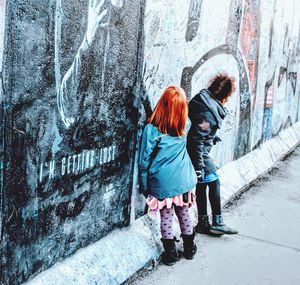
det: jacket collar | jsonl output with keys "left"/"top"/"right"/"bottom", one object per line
{"left": 199, "top": 89, "right": 227, "bottom": 127}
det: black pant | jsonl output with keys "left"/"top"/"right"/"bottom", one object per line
{"left": 196, "top": 179, "right": 221, "bottom": 215}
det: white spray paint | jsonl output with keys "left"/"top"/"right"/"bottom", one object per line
{"left": 55, "top": 0, "right": 110, "bottom": 129}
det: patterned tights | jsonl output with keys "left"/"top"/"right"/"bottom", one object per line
{"left": 160, "top": 205, "right": 193, "bottom": 239}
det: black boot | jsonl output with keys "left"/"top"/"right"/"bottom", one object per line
{"left": 195, "top": 215, "right": 211, "bottom": 234}
{"left": 210, "top": 215, "right": 238, "bottom": 235}
{"left": 161, "top": 237, "right": 182, "bottom": 266}
{"left": 181, "top": 232, "right": 197, "bottom": 260}
{"left": 195, "top": 215, "right": 223, "bottom": 236}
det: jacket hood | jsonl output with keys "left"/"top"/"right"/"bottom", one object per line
{"left": 190, "top": 89, "right": 227, "bottom": 127}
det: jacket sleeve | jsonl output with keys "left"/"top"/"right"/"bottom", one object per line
{"left": 189, "top": 116, "right": 211, "bottom": 176}
{"left": 139, "top": 124, "right": 156, "bottom": 194}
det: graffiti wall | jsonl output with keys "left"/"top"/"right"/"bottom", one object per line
{"left": 1, "top": 0, "right": 300, "bottom": 284}
{"left": 143, "top": 0, "right": 300, "bottom": 157}
{"left": 0, "top": 0, "right": 6, "bottom": 250}
{"left": 143, "top": 0, "right": 252, "bottom": 166}
{"left": 1, "top": 0, "right": 143, "bottom": 283}
{"left": 0, "top": 0, "right": 5, "bottom": 70}
{"left": 250, "top": 0, "right": 300, "bottom": 148}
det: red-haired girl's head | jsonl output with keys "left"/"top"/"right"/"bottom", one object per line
{"left": 148, "top": 86, "right": 188, "bottom": 136}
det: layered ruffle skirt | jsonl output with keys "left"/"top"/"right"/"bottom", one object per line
{"left": 146, "top": 189, "right": 196, "bottom": 211}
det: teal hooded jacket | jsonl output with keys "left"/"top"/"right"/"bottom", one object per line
{"left": 139, "top": 120, "right": 197, "bottom": 199}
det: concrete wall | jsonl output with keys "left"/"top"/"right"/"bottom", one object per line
{"left": 1, "top": 0, "right": 144, "bottom": 284}
{"left": 143, "top": 0, "right": 300, "bottom": 164}
{"left": 0, "top": 0, "right": 7, "bottom": 273}
{"left": 0, "top": 0, "right": 300, "bottom": 284}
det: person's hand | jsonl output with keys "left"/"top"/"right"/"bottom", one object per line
{"left": 141, "top": 189, "right": 150, "bottom": 198}
{"left": 213, "top": 135, "right": 222, "bottom": 145}
{"left": 199, "top": 120, "right": 210, "bottom": 131}
{"left": 195, "top": 169, "right": 205, "bottom": 183}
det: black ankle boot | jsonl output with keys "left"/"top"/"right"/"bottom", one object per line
{"left": 210, "top": 215, "right": 238, "bottom": 235}
{"left": 195, "top": 215, "right": 211, "bottom": 234}
{"left": 195, "top": 215, "right": 223, "bottom": 236}
{"left": 181, "top": 232, "right": 197, "bottom": 260}
{"left": 161, "top": 237, "right": 182, "bottom": 266}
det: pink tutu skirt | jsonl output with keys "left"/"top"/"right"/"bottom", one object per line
{"left": 146, "top": 189, "right": 196, "bottom": 211}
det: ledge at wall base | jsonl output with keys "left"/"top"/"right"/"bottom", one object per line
{"left": 219, "top": 122, "right": 300, "bottom": 206}
{"left": 23, "top": 122, "right": 300, "bottom": 285}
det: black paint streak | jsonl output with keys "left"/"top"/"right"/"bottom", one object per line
{"left": 185, "top": 0, "right": 203, "bottom": 42}
{"left": 283, "top": 25, "right": 289, "bottom": 55}
{"left": 288, "top": 72, "right": 297, "bottom": 95}
{"left": 269, "top": 18, "right": 274, "bottom": 58}
{"left": 226, "top": 0, "right": 243, "bottom": 49}
{"left": 278, "top": 66, "right": 287, "bottom": 86}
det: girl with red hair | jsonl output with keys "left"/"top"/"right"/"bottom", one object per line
{"left": 139, "top": 86, "right": 197, "bottom": 265}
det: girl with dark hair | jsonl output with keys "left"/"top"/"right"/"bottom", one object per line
{"left": 187, "top": 73, "right": 238, "bottom": 236}
{"left": 139, "top": 86, "right": 197, "bottom": 265}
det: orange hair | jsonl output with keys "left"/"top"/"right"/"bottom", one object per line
{"left": 148, "top": 86, "right": 188, "bottom": 136}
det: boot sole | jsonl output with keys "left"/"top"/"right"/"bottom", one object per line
{"left": 162, "top": 257, "right": 181, "bottom": 266}
{"left": 195, "top": 229, "right": 223, "bottom": 237}
{"left": 210, "top": 229, "right": 238, "bottom": 235}
{"left": 163, "top": 260, "right": 177, "bottom": 266}
{"left": 183, "top": 246, "right": 197, "bottom": 260}
{"left": 161, "top": 251, "right": 183, "bottom": 266}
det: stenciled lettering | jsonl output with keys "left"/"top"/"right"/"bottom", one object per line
{"left": 38, "top": 145, "right": 118, "bottom": 183}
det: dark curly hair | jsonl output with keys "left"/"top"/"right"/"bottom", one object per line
{"left": 207, "top": 73, "right": 236, "bottom": 103}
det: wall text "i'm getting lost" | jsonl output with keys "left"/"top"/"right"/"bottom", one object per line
{"left": 38, "top": 145, "right": 117, "bottom": 183}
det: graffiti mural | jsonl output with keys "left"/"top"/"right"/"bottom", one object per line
{"left": 0, "top": 0, "right": 5, "bottom": 105}
{"left": 185, "top": 0, "right": 203, "bottom": 42}
{"left": 143, "top": 0, "right": 300, "bottom": 157}
{"left": 0, "top": 0, "right": 6, "bottom": 246}
{"left": 144, "top": 0, "right": 251, "bottom": 164}
{"left": 0, "top": 0, "right": 5, "bottom": 70}
{"left": 55, "top": 0, "right": 116, "bottom": 129}
{"left": 1, "top": 0, "right": 300, "bottom": 283}
{"left": 240, "top": 0, "right": 261, "bottom": 100}
{"left": 249, "top": 0, "right": 300, "bottom": 148}
{"left": 285, "top": 71, "right": 298, "bottom": 127}
{"left": 1, "top": 0, "right": 143, "bottom": 283}
{"left": 262, "top": 74, "right": 275, "bottom": 142}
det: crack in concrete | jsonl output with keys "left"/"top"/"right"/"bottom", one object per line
{"left": 238, "top": 233, "right": 300, "bottom": 252}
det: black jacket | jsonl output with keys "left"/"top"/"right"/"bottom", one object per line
{"left": 187, "top": 89, "right": 227, "bottom": 176}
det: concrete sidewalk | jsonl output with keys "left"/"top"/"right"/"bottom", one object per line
{"left": 131, "top": 147, "right": 300, "bottom": 285}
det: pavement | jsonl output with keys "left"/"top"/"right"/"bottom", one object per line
{"left": 130, "top": 146, "right": 300, "bottom": 285}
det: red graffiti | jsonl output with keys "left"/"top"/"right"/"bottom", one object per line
{"left": 240, "top": 0, "right": 261, "bottom": 96}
